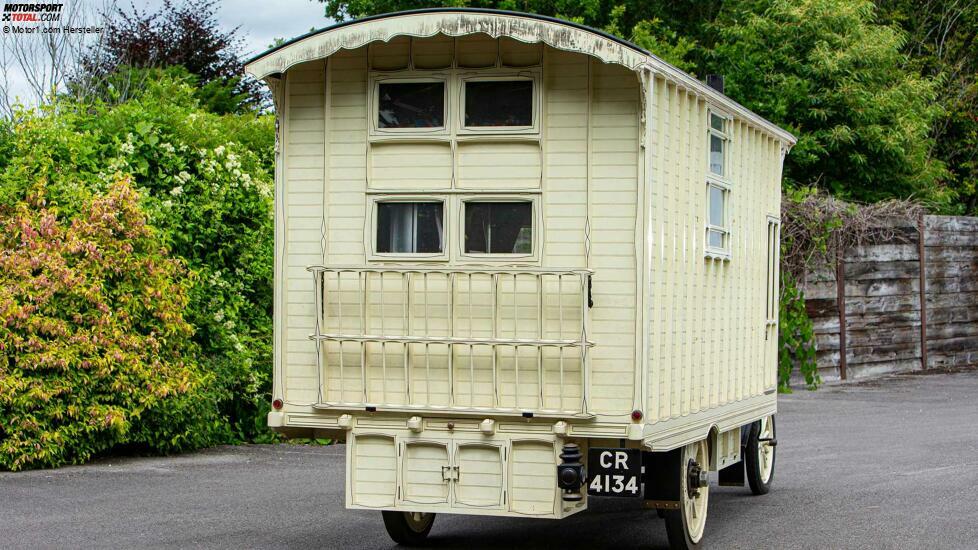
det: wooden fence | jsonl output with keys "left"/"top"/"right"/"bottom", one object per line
{"left": 801, "top": 215, "right": 978, "bottom": 381}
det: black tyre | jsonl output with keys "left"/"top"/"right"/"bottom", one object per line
{"left": 663, "top": 440, "right": 710, "bottom": 549}
{"left": 381, "top": 511, "right": 435, "bottom": 546}
{"left": 745, "top": 415, "right": 776, "bottom": 495}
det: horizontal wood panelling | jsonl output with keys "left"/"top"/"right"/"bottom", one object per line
{"left": 802, "top": 214, "right": 978, "bottom": 381}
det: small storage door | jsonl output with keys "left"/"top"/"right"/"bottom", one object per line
{"left": 400, "top": 441, "right": 451, "bottom": 506}
{"left": 452, "top": 442, "right": 505, "bottom": 509}
{"left": 764, "top": 217, "right": 781, "bottom": 386}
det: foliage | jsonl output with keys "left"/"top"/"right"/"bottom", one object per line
{"left": 777, "top": 188, "right": 925, "bottom": 391}
{"left": 79, "top": 0, "right": 265, "bottom": 114}
{"left": 0, "top": 73, "right": 276, "bottom": 445}
{"left": 0, "top": 180, "right": 225, "bottom": 471}
{"left": 875, "top": 0, "right": 978, "bottom": 215}
{"left": 780, "top": 187, "right": 925, "bottom": 281}
{"left": 708, "top": 0, "right": 947, "bottom": 205}
{"left": 778, "top": 272, "right": 819, "bottom": 392}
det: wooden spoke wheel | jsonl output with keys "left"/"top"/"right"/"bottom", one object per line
{"left": 664, "top": 439, "right": 710, "bottom": 549}
{"left": 382, "top": 511, "right": 435, "bottom": 546}
{"left": 746, "top": 415, "right": 776, "bottom": 495}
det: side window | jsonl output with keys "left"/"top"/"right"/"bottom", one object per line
{"left": 706, "top": 111, "right": 731, "bottom": 255}
{"left": 376, "top": 202, "right": 444, "bottom": 254}
{"left": 377, "top": 81, "right": 445, "bottom": 129}
{"left": 463, "top": 79, "right": 534, "bottom": 128}
{"left": 464, "top": 201, "right": 533, "bottom": 254}
{"left": 709, "top": 113, "right": 728, "bottom": 177}
{"left": 707, "top": 184, "right": 728, "bottom": 250}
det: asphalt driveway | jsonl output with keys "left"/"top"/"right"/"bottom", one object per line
{"left": 2, "top": 368, "right": 977, "bottom": 549}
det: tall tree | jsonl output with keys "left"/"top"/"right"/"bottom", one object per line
{"left": 82, "top": 0, "right": 264, "bottom": 113}
{"left": 875, "top": 0, "right": 978, "bottom": 213}
{"left": 707, "top": 0, "right": 948, "bottom": 204}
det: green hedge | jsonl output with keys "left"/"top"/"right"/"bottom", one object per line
{"left": 0, "top": 71, "right": 277, "bottom": 469}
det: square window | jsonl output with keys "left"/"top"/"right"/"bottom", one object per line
{"left": 464, "top": 202, "right": 533, "bottom": 254}
{"left": 710, "top": 134, "right": 725, "bottom": 176}
{"left": 464, "top": 80, "right": 533, "bottom": 127}
{"left": 377, "top": 82, "right": 445, "bottom": 129}
{"left": 376, "top": 202, "right": 444, "bottom": 253}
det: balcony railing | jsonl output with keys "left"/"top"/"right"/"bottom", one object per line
{"left": 308, "top": 266, "right": 593, "bottom": 418}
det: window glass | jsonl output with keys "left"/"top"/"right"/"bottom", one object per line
{"left": 710, "top": 113, "right": 725, "bottom": 132}
{"left": 708, "top": 229, "right": 725, "bottom": 249}
{"left": 710, "top": 134, "right": 725, "bottom": 176}
{"left": 378, "top": 82, "right": 444, "bottom": 129}
{"left": 708, "top": 186, "right": 725, "bottom": 227}
{"left": 464, "top": 202, "right": 533, "bottom": 254}
{"left": 376, "top": 202, "right": 443, "bottom": 253}
{"left": 464, "top": 80, "right": 533, "bottom": 127}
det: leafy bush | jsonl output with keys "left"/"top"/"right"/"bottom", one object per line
{"left": 778, "top": 273, "right": 820, "bottom": 392}
{"left": 0, "top": 180, "right": 224, "bottom": 470}
{"left": 0, "top": 72, "right": 275, "bottom": 444}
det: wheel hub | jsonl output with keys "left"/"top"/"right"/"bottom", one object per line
{"left": 686, "top": 458, "right": 709, "bottom": 498}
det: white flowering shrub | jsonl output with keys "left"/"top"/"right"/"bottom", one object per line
{"left": 0, "top": 72, "right": 276, "bottom": 445}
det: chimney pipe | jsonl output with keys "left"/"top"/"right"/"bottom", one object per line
{"left": 706, "top": 74, "right": 724, "bottom": 94}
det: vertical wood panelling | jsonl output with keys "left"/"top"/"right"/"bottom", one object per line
{"left": 647, "top": 78, "right": 781, "bottom": 424}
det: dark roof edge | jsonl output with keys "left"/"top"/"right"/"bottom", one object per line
{"left": 243, "top": 7, "right": 650, "bottom": 67}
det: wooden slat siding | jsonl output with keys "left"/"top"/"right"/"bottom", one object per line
{"left": 647, "top": 80, "right": 779, "bottom": 423}
{"left": 924, "top": 215, "right": 978, "bottom": 368}
{"left": 283, "top": 61, "right": 326, "bottom": 403}
{"left": 587, "top": 60, "right": 639, "bottom": 415}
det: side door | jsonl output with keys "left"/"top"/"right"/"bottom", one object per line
{"left": 764, "top": 216, "right": 781, "bottom": 388}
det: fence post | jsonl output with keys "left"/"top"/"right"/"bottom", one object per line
{"left": 836, "top": 238, "right": 847, "bottom": 381}
{"left": 917, "top": 214, "right": 928, "bottom": 371}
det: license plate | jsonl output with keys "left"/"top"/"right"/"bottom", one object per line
{"left": 587, "top": 448, "right": 641, "bottom": 497}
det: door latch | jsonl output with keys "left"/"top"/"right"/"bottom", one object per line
{"left": 441, "top": 465, "right": 459, "bottom": 482}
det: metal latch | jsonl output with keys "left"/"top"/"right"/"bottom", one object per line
{"left": 441, "top": 465, "right": 459, "bottom": 482}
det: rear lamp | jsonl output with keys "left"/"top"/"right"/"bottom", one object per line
{"left": 272, "top": 398, "right": 284, "bottom": 410}
{"left": 631, "top": 409, "right": 643, "bottom": 422}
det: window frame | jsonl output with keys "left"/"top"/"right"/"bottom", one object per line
{"left": 369, "top": 73, "right": 450, "bottom": 136}
{"left": 705, "top": 108, "right": 733, "bottom": 259}
{"left": 458, "top": 195, "right": 540, "bottom": 261}
{"left": 367, "top": 196, "right": 449, "bottom": 261}
{"left": 456, "top": 71, "right": 540, "bottom": 135}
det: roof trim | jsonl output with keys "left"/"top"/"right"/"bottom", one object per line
{"left": 244, "top": 7, "right": 649, "bottom": 67}
{"left": 244, "top": 9, "right": 796, "bottom": 145}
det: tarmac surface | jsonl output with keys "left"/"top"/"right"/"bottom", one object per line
{"left": 2, "top": 368, "right": 977, "bottom": 549}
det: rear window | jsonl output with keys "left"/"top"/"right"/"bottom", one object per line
{"left": 376, "top": 202, "right": 444, "bottom": 254}
{"left": 464, "top": 202, "right": 533, "bottom": 254}
{"left": 378, "top": 82, "right": 445, "bottom": 129}
{"left": 464, "top": 80, "right": 533, "bottom": 128}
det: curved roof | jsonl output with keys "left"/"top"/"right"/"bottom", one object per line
{"left": 244, "top": 8, "right": 650, "bottom": 76}
{"left": 244, "top": 8, "right": 796, "bottom": 145}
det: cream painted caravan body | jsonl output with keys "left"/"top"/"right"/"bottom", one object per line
{"left": 247, "top": 9, "right": 793, "bottom": 547}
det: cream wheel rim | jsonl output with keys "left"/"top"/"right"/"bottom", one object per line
{"left": 682, "top": 440, "right": 710, "bottom": 543}
{"left": 758, "top": 416, "right": 775, "bottom": 484}
{"left": 405, "top": 512, "right": 433, "bottom": 533}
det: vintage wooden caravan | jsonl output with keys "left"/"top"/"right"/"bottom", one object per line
{"left": 245, "top": 8, "right": 794, "bottom": 548}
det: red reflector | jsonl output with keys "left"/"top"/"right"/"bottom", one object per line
{"left": 631, "top": 409, "right": 643, "bottom": 422}
{"left": 272, "top": 398, "right": 284, "bottom": 410}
